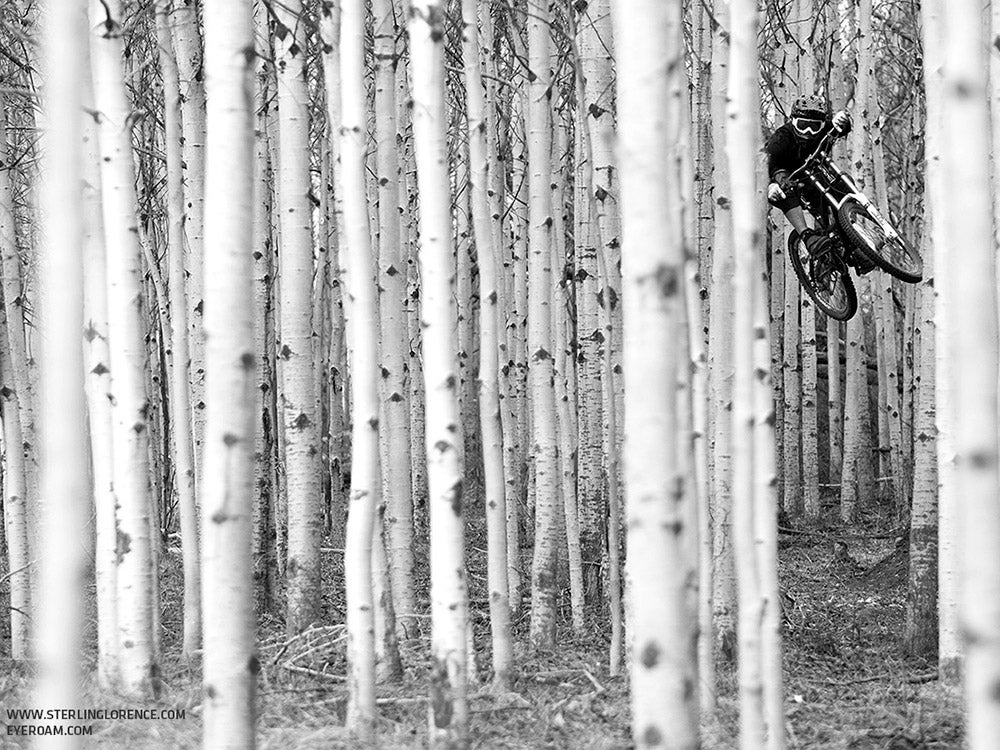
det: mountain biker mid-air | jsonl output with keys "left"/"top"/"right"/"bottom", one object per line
{"left": 766, "top": 93, "right": 874, "bottom": 274}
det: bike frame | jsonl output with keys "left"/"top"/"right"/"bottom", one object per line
{"left": 787, "top": 131, "right": 902, "bottom": 243}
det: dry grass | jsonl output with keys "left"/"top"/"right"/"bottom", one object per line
{"left": 0, "top": 506, "right": 964, "bottom": 748}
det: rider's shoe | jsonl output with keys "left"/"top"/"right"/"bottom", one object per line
{"left": 853, "top": 255, "right": 877, "bottom": 275}
{"left": 800, "top": 230, "right": 838, "bottom": 288}
{"left": 800, "top": 229, "right": 830, "bottom": 258}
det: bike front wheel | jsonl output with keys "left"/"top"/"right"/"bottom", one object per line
{"left": 837, "top": 200, "right": 923, "bottom": 283}
{"left": 788, "top": 231, "right": 858, "bottom": 321}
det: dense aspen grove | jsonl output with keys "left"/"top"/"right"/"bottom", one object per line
{"left": 0, "top": 0, "right": 999, "bottom": 748}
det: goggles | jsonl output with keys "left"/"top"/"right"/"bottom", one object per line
{"left": 792, "top": 116, "right": 825, "bottom": 136}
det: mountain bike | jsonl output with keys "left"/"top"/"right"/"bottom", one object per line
{"left": 783, "top": 130, "right": 922, "bottom": 321}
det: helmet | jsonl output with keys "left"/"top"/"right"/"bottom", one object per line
{"left": 790, "top": 94, "right": 829, "bottom": 141}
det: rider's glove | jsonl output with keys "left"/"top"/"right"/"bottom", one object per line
{"left": 767, "top": 182, "right": 786, "bottom": 202}
{"left": 832, "top": 109, "right": 852, "bottom": 135}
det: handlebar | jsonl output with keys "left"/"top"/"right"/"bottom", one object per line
{"left": 786, "top": 129, "right": 841, "bottom": 183}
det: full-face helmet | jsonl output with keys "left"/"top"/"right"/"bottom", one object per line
{"left": 789, "top": 93, "right": 829, "bottom": 142}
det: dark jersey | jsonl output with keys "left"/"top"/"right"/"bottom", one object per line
{"left": 765, "top": 121, "right": 834, "bottom": 181}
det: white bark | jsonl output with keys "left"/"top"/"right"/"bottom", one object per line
{"left": 0, "top": 101, "right": 38, "bottom": 571}
{"left": 201, "top": 0, "right": 258, "bottom": 744}
{"left": 801, "top": 298, "right": 820, "bottom": 520}
{"left": 729, "top": 0, "right": 785, "bottom": 745}
{"left": 0, "top": 99, "right": 30, "bottom": 664}
{"left": 338, "top": 0, "right": 379, "bottom": 738}
{"left": 34, "top": 1, "right": 89, "bottom": 744}
{"left": 407, "top": 0, "right": 469, "bottom": 743}
{"left": 525, "top": 0, "right": 560, "bottom": 654}
{"left": 613, "top": 0, "right": 699, "bottom": 745}
{"left": 921, "top": 0, "right": 961, "bottom": 681}
{"left": 171, "top": 0, "right": 207, "bottom": 474}
{"left": 90, "top": 0, "right": 158, "bottom": 697}
{"left": 0, "top": 303, "right": 29, "bottom": 663}
{"left": 941, "top": 1, "right": 1000, "bottom": 744}
{"left": 155, "top": 0, "right": 201, "bottom": 660}
{"left": 274, "top": 0, "right": 321, "bottom": 635}
{"left": 707, "top": 0, "right": 736, "bottom": 660}
{"left": 372, "top": 0, "right": 415, "bottom": 624}
{"left": 81, "top": 65, "right": 118, "bottom": 686}
{"left": 461, "top": 0, "right": 513, "bottom": 691}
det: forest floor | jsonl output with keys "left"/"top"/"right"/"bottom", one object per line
{"left": 0, "top": 494, "right": 965, "bottom": 749}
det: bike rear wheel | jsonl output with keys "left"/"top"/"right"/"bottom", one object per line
{"left": 837, "top": 200, "right": 923, "bottom": 283}
{"left": 788, "top": 230, "right": 858, "bottom": 321}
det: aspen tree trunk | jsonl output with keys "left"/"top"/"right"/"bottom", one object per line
{"left": 407, "top": 1, "right": 470, "bottom": 743}
{"left": 686, "top": 0, "right": 715, "bottom": 711}
{"left": 572, "top": 109, "right": 605, "bottom": 612}
{"left": 768, "top": 229, "right": 785, "bottom": 505}
{"left": 729, "top": 2, "right": 763, "bottom": 742}
{"left": 575, "top": 0, "right": 613, "bottom": 609}
{"left": 274, "top": 0, "right": 321, "bottom": 635}
{"left": 782, "top": 272, "right": 802, "bottom": 518}
{"left": 319, "top": 0, "right": 349, "bottom": 553}
{"left": 873, "top": 283, "right": 902, "bottom": 506}
{"left": 840, "top": 299, "right": 873, "bottom": 523}
{"left": 691, "top": 0, "right": 713, "bottom": 335}
{"left": 827, "top": 318, "right": 844, "bottom": 481}
{"left": 0, "top": 103, "right": 37, "bottom": 567}
{"left": 613, "top": 0, "right": 699, "bottom": 743}
{"left": 524, "top": 0, "right": 560, "bottom": 652}
{"left": 576, "top": 1, "right": 625, "bottom": 637}
{"left": 572, "top": 68, "right": 625, "bottom": 671}
{"left": 941, "top": 3, "right": 1000, "bottom": 744}
{"left": 171, "top": 0, "right": 207, "bottom": 470}
{"left": 82, "top": 68, "right": 118, "bottom": 685}
{"left": 801, "top": 298, "right": 820, "bottom": 520}
{"left": 753, "top": 231, "right": 786, "bottom": 750}
{"left": 0, "top": 304, "right": 29, "bottom": 662}
{"left": 551, "top": 116, "right": 584, "bottom": 635}
{"left": 730, "top": 4, "right": 785, "bottom": 745}
{"left": 373, "top": 506, "right": 404, "bottom": 682}
{"left": 905, "top": 236, "right": 937, "bottom": 658}
{"left": 504, "top": 87, "right": 530, "bottom": 615}
{"left": 200, "top": 1, "right": 258, "bottom": 744}
{"left": 155, "top": 0, "right": 200, "bottom": 660}
{"left": 34, "top": 3, "right": 89, "bottom": 743}
{"left": 461, "top": 0, "right": 513, "bottom": 691}
{"left": 921, "top": 0, "right": 960, "bottom": 681}
{"left": 90, "top": 0, "right": 158, "bottom": 697}
{"left": 251, "top": 10, "right": 276, "bottom": 613}
{"left": 372, "top": 0, "right": 415, "bottom": 626}
{"left": 680, "top": 190, "right": 715, "bottom": 713}
{"left": 0, "top": 97, "right": 30, "bottom": 665}
{"left": 339, "top": 0, "right": 379, "bottom": 738}
{"left": 707, "top": 0, "right": 736, "bottom": 661}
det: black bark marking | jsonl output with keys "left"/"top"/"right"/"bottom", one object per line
{"left": 293, "top": 412, "right": 311, "bottom": 430}
{"left": 653, "top": 264, "right": 679, "bottom": 298}
{"left": 449, "top": 479, "right": 464, "bottom": 515}
{"left": 642, "top": 725, "right": 663, "bottom": 746}
{"left": 222, "top": 433, "right": 239, "bottom": 447}
{"left": 639, "top": 641, "right": 661, "bottom": 668}
{"left": 115, "top": 530, "right": 131, "bottom": 563}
